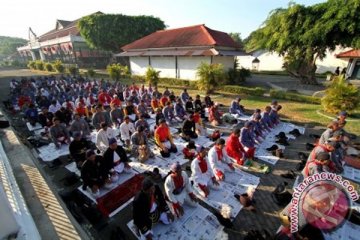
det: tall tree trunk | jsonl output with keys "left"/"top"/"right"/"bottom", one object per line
{"left": 284, "top": 56, "right": 318, "bottom": 85}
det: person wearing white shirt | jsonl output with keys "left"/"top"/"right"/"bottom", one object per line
{"left": 48, "top": 100, "right": 61, "bottom": 114}
{"left": 96, "top": 122, "right": 117, "bottom": 153}
{"left": 208, "top": 138, "right": 235, "bottom": 181}
{"left": 164, "top": 162, "right": 198, "bottom": 218}
{"left": 120, "top": 116, "right": 135, "bottom": 147}
{"left": 191, "top": 147, "right": 219, "bottom": 198}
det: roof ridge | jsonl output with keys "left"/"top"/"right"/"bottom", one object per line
{"left": 157, "top": 24, "right": 204, "bottom": 32}
{"left": 200, "top": 25, "right": 216, "bottom": 45}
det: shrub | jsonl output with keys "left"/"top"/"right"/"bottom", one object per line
{"left": 321, "top": 75, "right": 360, "bottom": 114}
{"left": 196, "top": 62, "right": 225, "bottom": 94}
{"left": 35, "top": 60, "right": 44, "bottom": 71}
{"left": 222, "top": 85, "right": 266, "bottom": 96}
{"left": 53, "top": 60, "right": 65, "bottom": 73}
{"left": 131, "top": 75, "right": 146, "bottom": 82}
{"left": 158, "top": 78, "right": 198, "bottom": 88}
{"left": 270, "top": 90, "right": 321, "bottom": 104}
{"left": 27, "top": 60, "right": 36, "bottom": 69}
{"left": 107, "top": 63, "right": 129, "bottom": 81}
{"left": 45, "top": 62, "right": 53, "bottom": 72}
{"left": 227, "top": 59, "right": 251, "bottom": 84}
{"left": 145, "top": 66, "right": 160, "bottom": 86}
{"left": 87, "top": 68, "right": 96, "bottom": 78}
{"left": 68, "top": 65, "right": 78, "bottom": 77}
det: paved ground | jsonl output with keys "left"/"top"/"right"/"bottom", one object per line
{"left": 0, "top": 69, "right": 342, "bottom": 239}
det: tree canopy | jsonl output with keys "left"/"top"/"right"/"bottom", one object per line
{"left": 0, "top": 36, "right": 27, "bottom": 57}
{"left": 228, "top": 32, "right": 243, "bottom": 47}
{"left": 78, "top": 13, "right": 166, "bottom": 52}
{"left": 245, "top": 0, "right": 360, "bottom": 84}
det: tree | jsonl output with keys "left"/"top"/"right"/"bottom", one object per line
{"left": 145, "top": 66, "right": 160, "bottom": 86}
{"left": 78, "top": 13, "right": 166, "bottom": 52}
{"left": 228, "top": 32, "right": 243, "bottom": 47}
{"left": 196, "top": 62, "right": 225, "bottom": 94}
{"left": 321, "top": 75, "right": 360, "bottom": 114}
{"left": 245, "top": 0, "right": 360, "bottom": 85}
{"left": 0, "top": 36, "right": 27, "bottom": 57}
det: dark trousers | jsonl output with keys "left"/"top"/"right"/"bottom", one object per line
{"left": 160, "top": 145, "right": 178, "bottom": 158}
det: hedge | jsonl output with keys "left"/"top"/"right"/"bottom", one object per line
{"left": 131, "top": 75, "right": 198, "bottom": 88}
{"left": 270, "top": 90, "right": 321, "bottom": 104}
{"left": 221, "top": 85, "right": 266, "bottom": 96}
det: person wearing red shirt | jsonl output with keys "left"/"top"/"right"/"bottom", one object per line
{"left": 154, "top": 119, "right": 177, "bottom": 158}
{"left": 110, "top": 94, "right": 121, "bottom": 108}
{"left": 226, "top": 128, "right": 246, "bottom": 165}
{"left": 160, "top": 95, "right": 169, "bottom": 108}
{"left": 98, "top": 90, "right": 112, "bottom": 106}
{"left": 18, "top": 95, "right": 31, "bottom": 109}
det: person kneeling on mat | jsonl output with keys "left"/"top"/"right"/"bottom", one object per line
{"left": 208, "top": 138, "right": 235, "bottom": 181}
{"left": 133, "top": 178, "right": 174, "bottom": 240}
{"left": 81, "top": 150, "right": 112, "bottom": 197}
{"left": 103, "top": 138, "right": 132, "bottom": 182}
{"left": 154, "top": 119, "right": 177, "bottom": 158}
{"left": 165, "top": 162, "right": 198, "bottom": 218}
{"left": 191, "top": 147, "right": 220, "bottom": 198}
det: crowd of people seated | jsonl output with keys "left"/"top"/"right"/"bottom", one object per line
{"left": 12, "top": 74, "right": 359, "bottom": 239}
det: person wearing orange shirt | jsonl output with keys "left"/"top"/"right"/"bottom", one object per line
{"left": 75, "top": 102, "right": 89, "bottom": 119}
{"left": 193, "top": 110, "right": 207, "bottom": 136}
{"left": 151, "top": 95, "right": 160, "bottom": 113}
{"left": 154, "top": 119, "right": 177, "bottom": 158}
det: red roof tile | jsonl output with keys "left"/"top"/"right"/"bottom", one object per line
{"left": 122, "top": 24, "right": 240, "bottom": 51}
{"left": 38, "top": 20, "right": 80, "bottom": 42}
{"left": 37, "top": 11, "right": 103, "bottom": 42}
{"left": 336, "top": 49, "right": 360, "bottom": 58}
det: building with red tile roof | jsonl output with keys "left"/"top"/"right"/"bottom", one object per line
{"left": 17, "top": 12, "right": 111, "bottom": 68}
{"left": 336, "top": 49, "right": 360, "bottom": 79}
{"left": 117, "top": 24, "right": 246, "bottom": 80}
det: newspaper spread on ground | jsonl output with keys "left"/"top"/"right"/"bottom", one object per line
{"left": 194, "top": 168, "right": 260, "bottom": 219}
{"left": 127, "top": 204, "right": 228, "bottom": 240}
{"left": 37, "top": 143, "right": 70, "bottom": 162}
{"left": 343, "top": 166, "right": 360, "bottom": 183}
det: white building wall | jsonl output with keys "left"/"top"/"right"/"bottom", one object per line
{"left": 315, "top": 47, "right": 350, "bottom": 73}
{"left": 130, "top": 57, "right": 149, "bottom": 76}
{"left": 237, "top": 55, "right": 253, "bottom": 69}
{"left": 212, "top": 56, "right": 235, "bottom": 70}
{"left": 150, "top": 57, "right": 176, "bottom": 78}
{"left": 236, "top": 46, "right": 351, "bottom": 73}
{"left": 178, "top": 56, "right": 211, "bottom": 80}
